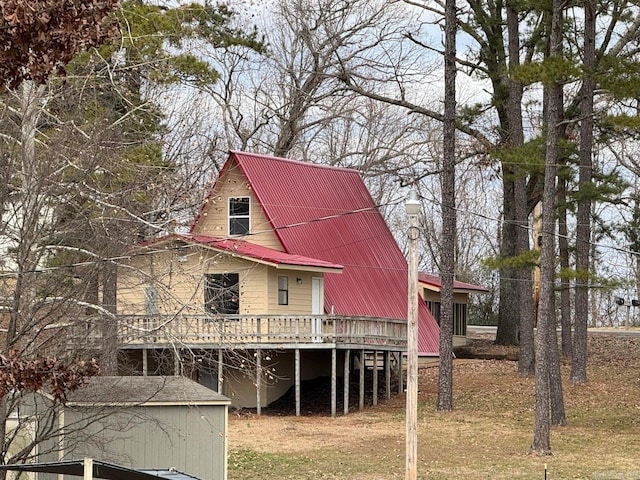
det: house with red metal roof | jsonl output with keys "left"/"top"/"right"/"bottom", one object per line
{"left": 111, "top": 151, "right": 447, "bottom": 415}
{"left": 419, "top": 273, "right": 490, "bottom": 345}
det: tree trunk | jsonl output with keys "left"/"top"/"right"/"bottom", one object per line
{"left": 532, "top": 0, "right": 563, "bottom": 455}
{"left": 0, "top": 397, "right": 7, "bottom": 480}
{"left": 548, "top": 288, "right": 566, "bottom": 426}
{"left": 515, "top": 191, "right": 535, "bottom": 376}
{"left": 7, "top": 81, "right": 46, "bottom": 352}
{"left": 636, "top": 256, "right": 640, "bottom": 325}
{"left": 101, "top": 264, "right": 119, "bottom": 375}
{"left": 571, "top": 0, "right": 595, "bottom": 385}
{"left": 436, "top": 0, "right": 457, "bottom": 412}
{"left": 496, "top": 180, "right": 520, "bottom": 346}
{"left": 506, "top": 0, "right": 534, "bottom": 375}
{"left": 84, "top": 270, "right": 100, "bottom": 314}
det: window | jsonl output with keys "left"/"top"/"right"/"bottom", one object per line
{"left": 278, "top": 276, "right": 288, "bottom": 305}
{"left": 204, "top": 273, "right": 240, "bottom": 315}
{"left": 454, "top": 303, "right": 468, "bottom": 336}
{"left": 144, "top": 285, "right": 158, "bottom": 315}
{"left": 425, "top": 300, "right": 467, "bottom": 336}
{"left": 426, "top": 300, "right": 441, "bottom": 324}
{"left": 229, "top": 197, "right": 250, "bottom": 236}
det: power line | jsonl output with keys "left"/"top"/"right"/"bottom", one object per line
{"left": 0, "top": 198, "right": 405, "bottom": 278}
{"left": 423, "top": 194, "right": 640, "bottom": 259}
{"left": 0, "top": 190, "right": 636, "bottom": 283}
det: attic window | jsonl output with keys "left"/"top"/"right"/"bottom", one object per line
{"left": 229, "top": 197, "right": 250, "bottom": 236}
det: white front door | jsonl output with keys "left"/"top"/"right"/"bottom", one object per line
{"left": 311, "top": 277, "right": 324, "bottom": 342}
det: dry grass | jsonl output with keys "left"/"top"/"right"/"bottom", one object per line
{"left": 228, "top": 334, "right": 640, "bottom": 479}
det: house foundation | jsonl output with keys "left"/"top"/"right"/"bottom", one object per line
{"left": 119, "top": 345, "right": 405, "bottom": 416}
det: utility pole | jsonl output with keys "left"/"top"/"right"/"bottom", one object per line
{"left": 405, "top": 188, "right": 421, "bottom": 480}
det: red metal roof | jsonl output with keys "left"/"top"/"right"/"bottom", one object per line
{"left": 188, "top": 234, "right": 343, "bottom": 270}
{"left": 133, "top": 233, "right": 343, "bottom": 271}
{"left": 191, "top": 151, "right": 440, "bottom": 355}
{"left": 419, "top": 272, "right": 489, "bottom": 293}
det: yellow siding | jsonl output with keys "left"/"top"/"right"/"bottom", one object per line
{"left": 191, "top": 159, "right": 283, "bottom": 250}
{"left": 266, "top": 270, "right": 315, "bottom": 314}
{"left": 118, "top": 245, "right": 317, "bottom": 316}
{"left": 421, "top": 289, "right": 469, "bottom": 305}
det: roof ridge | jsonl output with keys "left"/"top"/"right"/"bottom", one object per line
{"left": 230, "top": 150, "right": 359, "bottom": 174}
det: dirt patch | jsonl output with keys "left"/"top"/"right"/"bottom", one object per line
{"left": 229, "top": 411, "right": 403, "bottom": 455}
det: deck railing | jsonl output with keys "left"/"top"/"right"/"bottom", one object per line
{"left": 72, "top": 314, "right": 408, "bottom": 349}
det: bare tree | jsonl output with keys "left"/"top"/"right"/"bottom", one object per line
{"left": 0, "top": 0, "right": 263, "bottom": 464}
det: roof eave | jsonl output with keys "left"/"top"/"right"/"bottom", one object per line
{"left": 195, "top": 243, "right": 342, "bottom": 272}
{"left": 275, "top": 264, "right": 343, "bottom": 274}
{"left": 419, "top": 281, "right": 490, "bottom": 295}
{"left": 65, "top": 400, "right": 231, "bottom": 407}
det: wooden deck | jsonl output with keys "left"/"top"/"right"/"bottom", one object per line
{"left": 73, "top": 314, "right": 408, "bottom": 351}
{"left": 68, "top": 314, "right": 409, "bottom": 417}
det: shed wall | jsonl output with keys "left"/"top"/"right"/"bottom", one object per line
{"left": 46, "top": 404, "right": 227, "bottom": 480}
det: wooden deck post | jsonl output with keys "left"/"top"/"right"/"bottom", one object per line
{"left": 385, "top": 350, "right": 391, "bottom": 400}
{"left": 217, "top": 349, "right": 223, "bottom": 393}
{"left": 359, "top": 349, "right": 365, "bottom": 410}
{"left": 331, "top": 349, "right": 337, "bottom": 417}
{"left": 344, "top": 349, "right": 350, "bottom": 415}
{"left": 256, "top": 350, "right": 262, "bottom": 415}
{"left": 398, "top": 352, "right": 404, "bottom": 395}
{"left": 373, "top": 350, "right": 378, "bottom": 406}
{"left": 142, "top": 349, "right": 148, "bottom": 376}
{"left": 295, "top": 348, "right": 301, "bottom": 417}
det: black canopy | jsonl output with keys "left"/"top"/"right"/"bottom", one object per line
{"left": 0, "top": 460, "right": 204, "bottom": 480}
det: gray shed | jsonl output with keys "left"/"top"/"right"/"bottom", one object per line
{"left": 37, "top": 376, "right": 230, "bottom": 480}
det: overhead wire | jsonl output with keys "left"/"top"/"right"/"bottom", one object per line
{"left": 0, "top": 189, "right": 635, "bottom": 285}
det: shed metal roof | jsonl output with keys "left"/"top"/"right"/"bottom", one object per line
{"left": 63, "top": 376, "right": 230, "bottom": 406}
{"left": 193, "top": 151, "right": 440, "bottom": 355}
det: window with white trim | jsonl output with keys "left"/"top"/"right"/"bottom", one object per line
{"left": 229, "top": 197, "right": 250, "bottom": 236}
{"left": 278, "top": 276, "right": 289, "bottom": 305}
